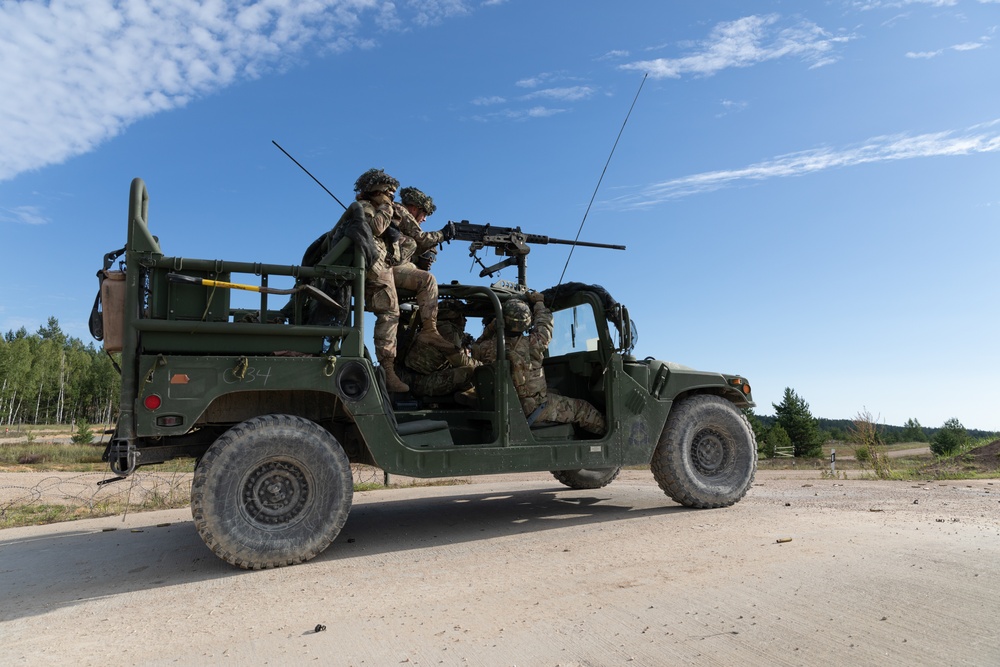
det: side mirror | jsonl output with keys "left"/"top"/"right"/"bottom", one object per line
{"left": 612, "top": 304, "right": 636, "bottom": 354}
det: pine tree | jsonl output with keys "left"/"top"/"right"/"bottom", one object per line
{"left": 930, "top": 418, "right": 967, "bottom": 457}
{"left": 900, "top": 418, "right": 927, "bottom": 443}
{"left": 772, "top": 387, "right": 821, "bottom": 457}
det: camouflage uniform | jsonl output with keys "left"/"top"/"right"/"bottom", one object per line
{"left": 328, "top": 198, "right": 398, "bottom": 359}
{"left": 471, "top": 319, "right": 499, "bottom": 365}
{"left": 505, "top": 299, "right": 606, "bottom": 436}
{"left": 381, "top": 189, "right": 456, "bottom": 364}
{"left": 324, "top": 168, "right": 413, "bottom": 391}
{"left": 386, "top": 213, "right": 449, "bottom": 354}
{"left": 392, "top": 203, "right": 445, "bottom": 266}
{"left": 399, "top": 305, "right": 479, "bottom": 396}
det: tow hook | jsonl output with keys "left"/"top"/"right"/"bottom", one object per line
{"left": 107, "top": 439, "right": 139, "bottom": 477}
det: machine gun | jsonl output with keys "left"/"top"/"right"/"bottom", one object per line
{"left": 446, "top": 220, "right": 625, "bottom": 287}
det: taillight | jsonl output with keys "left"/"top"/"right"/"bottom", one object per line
{"left": 143, "top": 394, "right": 162, "bottom": 410}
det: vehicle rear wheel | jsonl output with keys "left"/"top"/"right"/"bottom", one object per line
{"left": 651, "top": 395, "right": 756, "bottom": 508}
{"left": 551, "top": 467, "right": 621, "bottom": 489}
{"left": 191, "top": 414, "right": 353, "bottom": 569}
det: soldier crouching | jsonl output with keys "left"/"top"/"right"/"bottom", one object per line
{"left": 397, "top": 300, "right": 479, "bottom": 402}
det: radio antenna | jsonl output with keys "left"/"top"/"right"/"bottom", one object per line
{"left": 272, "top": 140, "right": 348, "bottom": 210}
{"left": 556, "top": 73, "right": 647, "bottom": 287}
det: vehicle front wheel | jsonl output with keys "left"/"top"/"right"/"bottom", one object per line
{"left": 651, "top": 395, "right": 756, "bottom": 508}
{"left": 191, "top": 414, "right": 353, "bottom": 569}
{"left": 551, "top": 467, "right": 622, "bottom": 490}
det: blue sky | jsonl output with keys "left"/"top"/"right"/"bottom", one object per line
{"left": 1, "top": 0, "right": 999, "bottom": 431}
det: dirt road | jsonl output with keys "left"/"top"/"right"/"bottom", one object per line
{"left": 1, "top": 470, "right": 998, "bottom": 666}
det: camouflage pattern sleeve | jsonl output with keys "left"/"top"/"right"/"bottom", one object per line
{"left": 446, "top": 348, "right": 480, "bottom": 369}
{"left": 396, "top": 206, "right": 445, "bottom": 251}
{"left": 362, "top": 200, "right": 394, "bottom": 237}
{"left": 471, "top": 321, "right": 498, "bottom": 364}
{"left": 529, "top": 302, "right": 553, "bottom": 350}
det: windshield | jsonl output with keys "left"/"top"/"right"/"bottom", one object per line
{"left": 549, "top": 304, "right": 600, "bottom": 357}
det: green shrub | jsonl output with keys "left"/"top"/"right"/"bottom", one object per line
{"left": 931, "top": 418, "right": 967, "bottom": 457}
{"left": 71, "top": 420, "right": 94, "bottom": 445}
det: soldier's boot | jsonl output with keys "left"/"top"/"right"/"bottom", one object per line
{"left": 382, "top": 359, "right": 410, "bottom": 394}
{"left": 453, "top": 388, "right": 478, "bottom": 408}
{"left": 379, "top": 355, "right": 410, "bottom": 393}
{"left": 416, "top": 320, "right": 459, "bottom": 353}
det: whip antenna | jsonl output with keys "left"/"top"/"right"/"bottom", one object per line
{"left": 272, "top": 140, "right": 348, "bottom": 210}
{"left": 557, "top": 72, "right": 646, "bottom": 287}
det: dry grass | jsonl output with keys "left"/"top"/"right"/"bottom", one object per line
{"left": 849, "top": 410, "right": 893, "bottom": 479}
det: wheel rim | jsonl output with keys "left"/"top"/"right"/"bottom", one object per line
{"left": 242, "top": 459, "right": 310, "bottom": 528}
{"left": 691, "top": 428, "right": 730, "bottom": 477}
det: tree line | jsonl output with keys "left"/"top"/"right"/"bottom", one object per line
{"left": 0, "top": 318, "right": 120, "bottom": 429}
{"left": 747, "top": 387, "right": 995, "bottom": 458}
{"left": 2, "top": 320, "right": 995, "bottom": 457}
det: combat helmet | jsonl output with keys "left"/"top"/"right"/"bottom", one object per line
{"left": 400, "top": 187, "right": 436, "bottom": 216}
{"left": 354, "top": 168, "right": 399, "bottom": 195}
{"left": 502, "top": 299, "right": 532, "bottom": 333}
{"left": 438, "top": 299, "right": 466, "bottom": 322}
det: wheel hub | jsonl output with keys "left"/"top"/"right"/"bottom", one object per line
{"left": 242, "top": 460, "right": 309, "bottom": 526}
{"left": 691, "top": 428, "right": 729, "bottom": 476}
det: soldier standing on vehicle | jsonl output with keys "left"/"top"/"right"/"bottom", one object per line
{"left": 493, "top": 293, "right": 606, "bottom": 435}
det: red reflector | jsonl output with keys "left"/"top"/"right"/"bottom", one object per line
{"left": 144, "top": 394, "right": 162, "bottom": 410}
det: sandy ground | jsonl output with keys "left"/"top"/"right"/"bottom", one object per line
{"left": 1, "top": 469, "right": 999, "bottom": 666}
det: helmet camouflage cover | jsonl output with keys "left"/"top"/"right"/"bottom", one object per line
{"left": 354, "top": 168, "right": 399, "bottom": 195}
{"left": 502, "top": 299, "right": 532, "bottom": 333}
{"left": 399, "top": 187, "right": 436, "bottom": 216}
{"left": 438, "top": 299, "right": 465, "bottom": 322}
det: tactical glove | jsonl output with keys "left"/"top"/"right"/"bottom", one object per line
{"left": 441, "top": 221, "right": 456, "bottom": 242}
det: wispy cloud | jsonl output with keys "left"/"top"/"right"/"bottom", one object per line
{"left": 716, "top": 99, "right": 749, "bottom": 117}
{"left": 515, "top": 73, "right": 559, "bottom": 88}
{"left": 853, "top": 0, "right": 959, "bottom": 9}
{"left": 906, "top": 32, "right": 991, "bottom": 58}
{"left": 620, "top": 15, "right": 852, "bottom": 79}
{"left": 609, "top": 120, "right": 1000, "bottom": 209}
{"left": 471, "top": 106, "right": 567, "bottom": 122}
{"left": 0, "top": 206, "right": 49, "bottom": 225}
{"left": 597, "top": 49, "right": 630, "bottom": 60}
{"left": 0, "top": 0, "right": 472, "bottom": 183}
{"left": 473, "top": 73, "right": 590, "bottom": 121}
{"left": 521, "top": 86, "right": 595, "bottom": 102}
{"left": 471, "top": 95, "right": 507, "bottom": 106}
{"left": 407, "top": 0, "right": 470, "bottom": 28}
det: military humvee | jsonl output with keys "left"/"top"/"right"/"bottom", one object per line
{"left": 95, "top": 177, "right": 757, "bottom": 570}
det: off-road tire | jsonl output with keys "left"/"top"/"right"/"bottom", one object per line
{"left": 651, "top": 395, "right": 757, "bottom": 508}
{"left": 551, "top": 467, "right": 622, "bottom": 489}
{"left": 191, "top": 414, "right": 353, "bottom": 569}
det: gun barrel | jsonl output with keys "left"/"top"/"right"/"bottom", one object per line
{"left": 543, "top": 237, "right": 626, "bottom": 250}
{"left": 449, "top": 221, "right": 624, "bottom": 251}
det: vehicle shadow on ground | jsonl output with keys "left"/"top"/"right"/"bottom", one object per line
{"left": 324, "top": 483, "right": 691, "bottom": 563}
{"left": 0, "top": 517, "right": 237, "bottom": 623}
{"left": 0, "top": 483, "right": 690, "bottom": 622}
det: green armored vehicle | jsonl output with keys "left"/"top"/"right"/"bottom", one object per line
{"left": 95, "top": 177, "right": 757, "bottom": 569}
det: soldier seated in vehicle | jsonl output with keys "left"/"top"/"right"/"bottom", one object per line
{"left": 474, "top": 293, "right": 606, "bottom": 435}
{"left": 396, "top": 300, "right": 479, "bottom": 405}
{"left": 380, "top": 185, "right": 460, "bottom": 386}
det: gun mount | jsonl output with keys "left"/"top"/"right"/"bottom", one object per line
{"left": 446, "top": 220, "right": 626, "bottom": 287}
